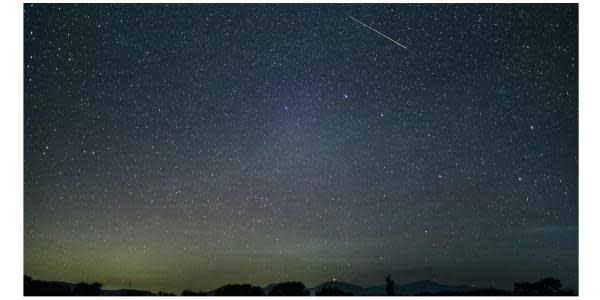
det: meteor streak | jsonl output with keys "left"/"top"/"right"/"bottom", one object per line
{"left": 349, "top": 16, "right": 408, "bottom": 49}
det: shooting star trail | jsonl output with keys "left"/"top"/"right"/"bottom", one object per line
{"left": 349, "top": 16, "right": 407, "bottom": 49}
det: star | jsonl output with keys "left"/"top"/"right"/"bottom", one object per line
{"left": 22, "top": 4, "right": 579, "bottom": 294}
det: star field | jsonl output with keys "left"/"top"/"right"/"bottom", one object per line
{"left": 24, "top": 4, "right": 578, "bottom": 293}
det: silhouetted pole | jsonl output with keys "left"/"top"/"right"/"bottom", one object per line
{"left": 386, "top": 274, "right": 395, "bottom": 296}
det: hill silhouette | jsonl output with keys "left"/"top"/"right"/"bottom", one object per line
{"left": 310, "top": 281, "right": 365, "bottom": 295}
{"left": 315, "top": 286, "right": 354, "bottom": 296}
{"left": 268, "top": 281, "right": 310, "bottom": 296}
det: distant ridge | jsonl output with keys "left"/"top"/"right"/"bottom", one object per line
{"left": 309, "top": 281, "right": 369, "bottom": 295}
{"left": 392, "top": 279, "right": 473, "bottom": 295}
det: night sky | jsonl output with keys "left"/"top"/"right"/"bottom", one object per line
{"left": 24, "top": 3, "right": 578, "bottom": 293}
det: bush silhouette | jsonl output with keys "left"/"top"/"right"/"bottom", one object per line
{"left": 215, "top": 284, "right": 264, "bottom": 296}
{"left": 181, "top": 289, "right": 208, "bottom": 296}
{"left": 268, "top": 281, "right": 310, "bottom": 296}
{"left": 385, "top": 274, "right": 394, "bottom": 296}
{"left": 315, "top": 286, "right": 353, "bottom": 296}
{"left": 513, "top": 277, "right": 574, "bottom": 296}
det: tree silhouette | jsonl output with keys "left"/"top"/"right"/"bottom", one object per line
{"left": 537, "top": 277, "right": 562, "bottom": 294}
{"left": 23, "top": 275, "right": 33, "bottom": 295}
{"left": 385, "top": 274, "right": 395, "bottom": 296}
{"left": 181, "top": 289, "right": 208, "bottom": 296}
{"left": 24, "top": 275, "right": 71, "bottom": 296}
{"left": 215, "top": 284, "right": 264, "bottom": 296}
{"left": 268, "top": 281, "right": 310, "bottom": 296}
{"left": 315, "top": 286, "right": 353, "bottom": 296}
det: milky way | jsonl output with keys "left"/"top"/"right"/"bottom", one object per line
{"left": 24, "top": 3, "right": 578, "bottom": 293}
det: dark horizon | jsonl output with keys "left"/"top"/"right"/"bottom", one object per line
{"left": 24, "top": 274, "right": 576, "bottom": 296}
{"left": 22, "top": 268, "right": 579, "bottom": 294}
{"left": 24, "top": 3, "right": 578, "bottom": 294}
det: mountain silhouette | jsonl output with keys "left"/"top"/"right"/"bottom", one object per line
{"left": 393, "top": 280, "right": 473, "bottom": 295}
{"left": 309, "top": 281, "right": 367, "bottom": 296}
